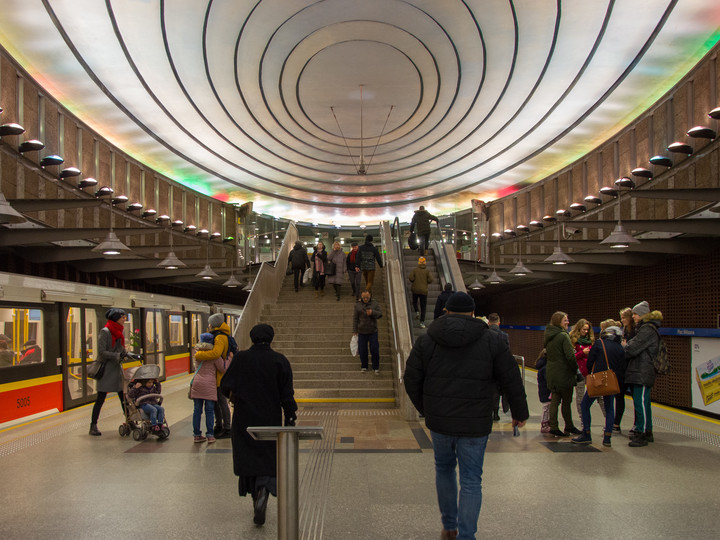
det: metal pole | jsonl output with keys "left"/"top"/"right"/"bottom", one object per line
{"left": 277, "top": 430, "right": 299, "bottom": 540}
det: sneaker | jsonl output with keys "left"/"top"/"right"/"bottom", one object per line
{"left": 415, "top": 311, "right": 420, "bottom": 319}
{"left": 644, "top": 430, "right": 654, "bottom": 443}
{"left": 612, "top": 425, "right": 621, "bottom": 433}
{"left": 602, "top": 433, "right": 612, "bottom": 447}
{"left": 628, "top": 427, "right": 638, "bottom": 437}
{"left": 194, "top": 435, "right": 207, "bottom": 443}
{"left": 361, "top": 367, "right": 368, "bottom": 372}
{"left": 572, "top": 431, "right": 592, "bottom": 444}
{"left": 419, "top": 322, "right": 426, "bottom": 328}
{"left": 215, "top": 429, "right": 231, "bottom": 439}
{"left": 628, "top": 433, "right": 648, "bottom": 447}
{"left": 548, "top": 429, "right": 569, "bottom": 437}
{"left": 540, "top": 421, "right": 550, "bottom": 433}
{"left": 206, "top": 436, "right": 216, "bottom": 444}
{"left": 564, "top": 427, "right": 582, "bottom": 435}
{"left": 374, "top": 369, "right": 380, "bottom": 375}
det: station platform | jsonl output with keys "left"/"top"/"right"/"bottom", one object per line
{"left": 2, "top": 371, "right": 719, "bottom": 539}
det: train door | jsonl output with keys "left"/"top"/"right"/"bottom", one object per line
{"left": 187, "top": 312, "right": 207, "bottom": 372}
{"left": 63, "top": 306, "right": 100, "bottom": 408}
{"left": 165, "top": 310, "right": 190, "bottom": 377}
{"left": 142, "top": 309, "right": 166, "bottom": 378}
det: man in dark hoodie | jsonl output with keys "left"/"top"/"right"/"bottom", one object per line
{"left": 287, "top": 240, "right": 310, "bottom": 292}
{"left": 433, "top": 282, "right": 454, "bottom": 319}
{"left": 358, "top": 234, "right": 383, "bottom": 293}
{"left": 404, "top": 292, "right": 528, "bottom": 540}
{"left": 409, "top": 205, "right": 439, "bottom": 256}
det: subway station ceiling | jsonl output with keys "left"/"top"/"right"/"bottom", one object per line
{"left": 1, "top": 1, "right": 720, "bottom": 225}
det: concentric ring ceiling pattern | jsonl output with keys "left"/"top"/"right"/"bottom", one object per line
{"left": 1, "top": 0, "right": 719, "bottom": 224}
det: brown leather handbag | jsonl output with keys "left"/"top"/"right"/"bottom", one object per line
{"left": 585, "top": 339, "right": 620, "bottom": 397}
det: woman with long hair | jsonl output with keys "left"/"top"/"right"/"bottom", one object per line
{"left": 569, "top": 318, "right": 602, "bottom": 429}
{"left": 327, "top": 241, "right": 347, "bottom": 301}
{"left": 544, "top": 311, "right": 581, "bottom": 437}
{"left": 311, "top": 241, "right": 328, "bottom": 298}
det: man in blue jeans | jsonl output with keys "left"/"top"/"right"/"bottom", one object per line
{"left": 404, "top": 292, "right": 529, "bottom": 540}
{"left": 353, "top": 290, "right": 382, "bottom": 374}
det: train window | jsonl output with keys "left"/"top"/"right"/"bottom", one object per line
{"left": 190, "top": 313, "right": 204, "bottom": 347}
{"left": 168, "top": 312, "right": 184, "bottom": 347}
{"left": 0, "top": 307, "right": 44, "bottom": 368}
{"left": 144, "top": 310, "right": 164, "bottom": 354}
{"left": 125, "top": 312, "right": 141, "bottom": 353}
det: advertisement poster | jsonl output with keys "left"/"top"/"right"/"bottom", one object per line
{"left": 691, "top": 337, "right": 720, "bottom": 414}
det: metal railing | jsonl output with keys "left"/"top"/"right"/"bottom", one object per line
{"left": 233, "top": 223, "right": 299, "bottom": 350}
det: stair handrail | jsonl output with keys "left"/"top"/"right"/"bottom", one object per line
{"left": 383, "top": 219, "right": 417, "bottom": 420}
{"left": 233, "top": 223, "right": 299, "bottom": 350}
{"left": 390, "top": 217, "right": 416, "bottom": 342}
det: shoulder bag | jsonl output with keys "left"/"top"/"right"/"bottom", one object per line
{"left": 585, "top": 340, "right": 620, "bottom": 397}
{"left": 325, "top": 260, "right": 336, "bottom": 276}
{"left": 87, "top": 359, "right": 106, "bottom": 380}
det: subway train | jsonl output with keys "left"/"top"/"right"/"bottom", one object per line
{"left": 0, "top": 271, "right": 243, "bottom": 427}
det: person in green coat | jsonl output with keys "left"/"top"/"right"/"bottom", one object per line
{"left": 409, "top": 256, "right": 433, "bottom": 328}
{"left": 544, "top": 311, "right": 581, "bottom": 437}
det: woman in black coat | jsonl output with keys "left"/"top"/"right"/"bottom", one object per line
{"left": 572, "top": 322, "right": 626, "bottom": 447}
{"left": 220, "top": 324, "right": 297, "bottom": 526}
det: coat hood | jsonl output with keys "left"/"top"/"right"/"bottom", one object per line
{"left": 427, "top": 314, "right": 488, "bottom": 348}
{"left": 640, "top": 310, "right": 663, "bottom": 322}
{"left": 543, "top": 324, "right": 565, "bottom": 346}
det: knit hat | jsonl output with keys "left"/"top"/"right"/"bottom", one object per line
{"left": 365, "top": 234, "right": 373, "bottom": 243}
{"left": 105, "top": 308, "right": 126, "bottom": 322}
{"left": 444, "top": 283, "right": 453, "bottom": 292}
{"left": 602, "top": 326, "right": 623, "bottom": 338}
{"left": 418, "top": 257, "right": 426, "bottom": 264}
{"left": 250, "top": 323, "right": 275, "bottom": 344}
{"left": 632, "top": 301, "right": 650, "bottom": 317}
{"left": 200, "top": 332, "right": 214, "bottom": 344}
{"left": 444, "top": 292, "right": 475, "bottom": 313}
{"left": 208, "top": 313, "right": 225, "bottom": 328}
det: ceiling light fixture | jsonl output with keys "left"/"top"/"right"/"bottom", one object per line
{"left": 509, "top": 237, "right": 533, "bottom": 276}
{"left": 649, "top": 155, "right": 673, "bottom": 167}
{"left": 157, "top": 230, "right": 186, "bottom": 270}
{"left": 39, "top": 155, "right": 64, "bottom": 167}
{"left": 0, "top": 192, "right": 27, "bottom": 224}
{"left": 687, "top": 126, "right": 716, "bottom": 139}
{"left": 18, "top": 139, "right": 44, "bottom": 153}
{"left": 195, "top": 238, "right": 219, "bottom": 280}
{"left": 0, "top": 123, "right": 25, "bottom": 137}
{"left": 600, "top": 179, "right": 640, "bottom": 249}
{"left": 331, "top": 85, "right": 394, "bottom": 176}
{"left": 92, "top": 197, "right": 130, "bottom": 256}
{"left": 544, "top": 222, "right": 574, "bottom": 264}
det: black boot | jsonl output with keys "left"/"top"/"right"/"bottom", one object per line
{"left": 253, "top": 486, "right": 269, "bottom": 525}
{"left": 89, "top": 423, "right": 101, "bottom": 436}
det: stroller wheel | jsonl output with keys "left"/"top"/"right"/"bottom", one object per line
{"left": 132, "top": 429, "right": 143, "bottom": 441}
{"left": 118, "top": 423, "right": 130, "bottom": 437}
{"left": 159, "top": 426, "right": 170, "bottom": 439}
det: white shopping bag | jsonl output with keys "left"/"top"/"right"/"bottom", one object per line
{"left": 303, "top": 267, "right": 313, "bottom": 284}
{"left": 350, "top": 335, "right": 358, "bottom": 357}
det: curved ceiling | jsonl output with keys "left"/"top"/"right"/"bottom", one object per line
{"left": 1, "top": 1, "right": 719, "bottom": 225}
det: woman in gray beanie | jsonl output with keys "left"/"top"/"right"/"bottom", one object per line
{"left": 89, "top": 308, "right": 130, "bottom": 436}
{"left": 624, "top": 300, "right": 663, "bottom": 447}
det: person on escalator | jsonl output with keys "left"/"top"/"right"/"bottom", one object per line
{"left": 409, "top": 205, "right": 439, "bottom": 257}
{"left": 409, "top": 256, "right": 433, "bottom": 329}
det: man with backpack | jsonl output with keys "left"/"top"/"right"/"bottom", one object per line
{"left": 206, "top": 313, "right": 239, "bottom": 439}
{"left": 358, "top": 234, "right": 383, "bottom": 293}
{"left": 624, "top": 300, "right": 664, "bottom": 448}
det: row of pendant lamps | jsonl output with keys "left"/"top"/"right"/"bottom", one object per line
{"left": 0, "top": 113, "right": 245, "bottom": 287}
{"left": 479, "top": 109, "right": 720, "bottom": 284}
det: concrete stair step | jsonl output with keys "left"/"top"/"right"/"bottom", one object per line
{"left": 294, "top": 388, "right": 395, "bottom": 399}
{"left": 294, "top": 377, "right": 392, "bottom": 388}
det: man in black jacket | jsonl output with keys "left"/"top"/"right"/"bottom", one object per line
{"left": 404, "top": 292, "right": 528, "bottom": 540}
{"left": 287, "top": 240, "right": 310, "bottom": 292}
{"left": 358, "top": 235, "right": 383, "bottom": 293}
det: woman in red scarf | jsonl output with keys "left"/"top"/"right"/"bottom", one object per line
{"left": 89, "top": 308, "right": 129, "bottom": 436}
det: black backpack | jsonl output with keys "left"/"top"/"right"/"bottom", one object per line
{"left": 211, "top": 329, "right": 239, "bottom": 360}
{"left": 648, "top": 325, "right": 670, "bottom": 375}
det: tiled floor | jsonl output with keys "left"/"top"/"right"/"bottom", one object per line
{"left": 2, "top": 372, "right": 720, "bottom": 539}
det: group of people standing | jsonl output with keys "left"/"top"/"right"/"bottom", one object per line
{"left": 541, "top": 300, "right": 663, "bottom": 447}
{"left": 287, "top": 234, "right": 384, "bottom": 301}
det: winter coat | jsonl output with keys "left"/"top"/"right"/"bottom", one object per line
{"left": 536, "top": 353, "right": 550, "bottom": 403}
{"left": 433, "top": 290, "right": 453, "bottom": 319}
{"left": 96, "top": 326, "right": 126, "bottom": 393}
{"left": 358, "top": 241, "right": 383, "bottom": 271}
{"left": 573, "top": 339, "right": 593, "bottom": 377}
{"left": 544, "top": 324, "right": 577, "bottom": 392}
{"left": 353, "top": 298, "right": 382, "bottom": 334}
{"left": 410, "top": 209, "right": 438, "bottom": 236}
{"left": 404, "top": 314, "right": 529, "bottom": 437}
{"left": 488, "top": 324, "right": 510, "bottom": 346}
{"left": 311, "top": 248, "right": 328, "bottom": 275}
{"left": 327, "top": 248, "right": 347, "bottom": 285}
{"left": 624, "top": 313, "right": 662, "bottom": 387}
{"left": 190, "top": 343, "right": 225, "bottom": 401}
{"left": 587, "top": 334, "right": 626, "bottom": 386}
{"left": 409, "top": 263, "right": 432, "bottom": 295}
{"left": 195, "top": 322, "right": 232, "bottom": 386}
{"left": 220, "top": 343, "right": 297, "bottom": 478}
{"left": 128, "top": 381, "right": 162, "bottom": 405}
{"left": 288, "top": 245, "right": 310, "bottom": 270}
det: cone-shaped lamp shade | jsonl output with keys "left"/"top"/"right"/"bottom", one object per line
{"left": 0, "top": 192, "right": 27, "bottom": 224}
{"left": 485, "top": 270, "right": 505, "bottom": 284}
{"left": 223, "top": 274, "right": 241, "bottom": 288}
{"left": 544, "top": 246, "right": 574, "bottom": 265}
{"left": 509, "top": 260, "right": 532, "bottom": 275}
{"left": 600, "top": 222, "right": 640, "bottom": 249}
{"left": 196, "top": 264, "right": 219, "bottom": 280}
{"left": 468, "top": 279, "right": 485, "bottom": 289}
{"left": 157, "top": 251, "right": 186, "bottom": 269}
{"left": 91, "top": 230, "right": 131, "bottom": 256}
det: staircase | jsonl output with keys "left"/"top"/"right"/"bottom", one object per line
{"left": 403, "top": 248, "right": 442, "bottom": 342}
{"left": 259, "top": 267, "right": 396, "bottom": 406}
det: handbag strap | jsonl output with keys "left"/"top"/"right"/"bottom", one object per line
{"left": 595, "top": 339, "right": 609, "bottom": 374}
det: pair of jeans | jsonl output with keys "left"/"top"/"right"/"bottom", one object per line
{"left": 139, "top": 403, "right": 165, "bottom": 425}
{"left": 357, "top": 332, "right": 379, "bottom": 370}
{"left": 548, "top": 386, "right": 575, "bottom": 431}
{"left": 193, "top": 398, "right": 215, "bottom": 437}
{"left": 632, "top": 384, "right": 653, "bottom": 432}
{"left": 417, "top": 235, "right": 429, "bottom": 256}
{"left": 431, "top": 431, "right": 489, "bottom": 540}
{"left": 580, "top": 391, "right": 615, "bottom": 434}
{"left": 412, "top": 293, "right": 428, "bottom": 322}
{"left": 348, "top": 269, "right": 362, "bottom": 297}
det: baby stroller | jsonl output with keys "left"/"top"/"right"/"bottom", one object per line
{"left": 119, "top": 363, "right": 170, "bottom": 441}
